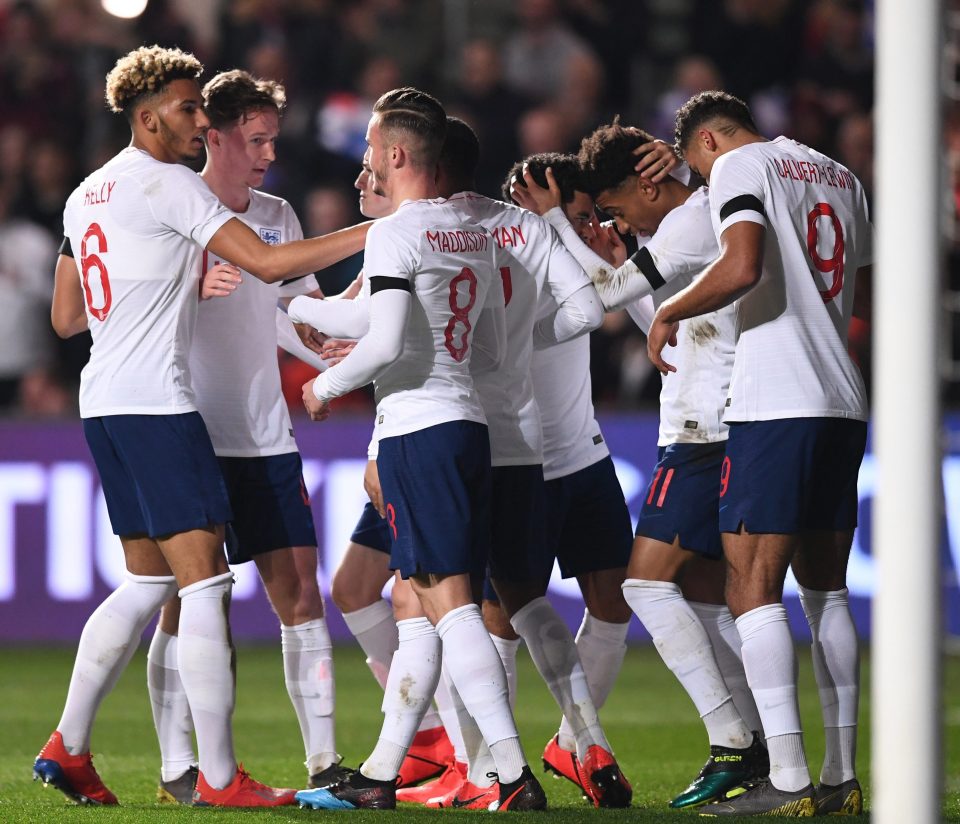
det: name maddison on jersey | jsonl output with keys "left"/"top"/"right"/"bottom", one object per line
{"left": 772, "top": 157, "right": 856, "bottom": 190}
{"left": 425, "top": 228, "right": 489, "bottom": 253}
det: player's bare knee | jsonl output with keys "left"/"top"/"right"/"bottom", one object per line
{"left": 158, "top": 595, "right": 181, "bottom": 634}
{"left": 482, "top": 599, "right": 519, "bottom": 639}
{"left": 266, "top": 576, "right": 324, "bottom": 627}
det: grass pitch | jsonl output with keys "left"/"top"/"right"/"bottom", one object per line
{"left": 1, "top": 643, "right": 957, "bottom": 822}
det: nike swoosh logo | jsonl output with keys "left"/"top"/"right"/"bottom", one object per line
{"left": 499, "top": 784, "right": 525, "bottom": 810}
{"left": 452, "top": 793, "right": 485, "bottom": 808}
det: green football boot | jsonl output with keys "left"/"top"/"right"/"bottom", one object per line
{"left": 670, "top": 731, "right": 769, "bottom": 809}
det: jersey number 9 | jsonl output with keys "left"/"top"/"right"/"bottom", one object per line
{"left": 806, "top": 203, "right": 844, "bottom": 303}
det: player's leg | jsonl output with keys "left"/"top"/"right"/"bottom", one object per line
{"left": 700, "top": 421, "right": 818, "bottom": 817}
{"left": 792, "top": 530, "right": 861, "bottom": 814}
{"left": 144, "top": 416, "right": 292, "bottom": 806}
{"left": 35, "top": 416, "right": 191, "bottom": 805}
{"left": 537, "top": 459, "right": 631, "bottom": 798}
{"left": 400, "top": 423, "right": 542, "bottom": 811}
{"left": 298, "top": 421, "right": 542, "bottom": 811}
{"left": 35, "top": 534, "right": 178, "bottom": 806}
{"left": 255, "top": 545, "right": 339, "bottom": 784}
{"left": 334, "top": 496, "right": 455, "bottom": 788}
{"left": 149, "top": 596, "right": 198, "bottom": 804}
{"left": 215, "top": 452, "right": 338, "bottom": 787}
{"left": 682, "top": 555, "right": 763, "bottom": 735}
{"left": 490, "top": 461, "right": 629, "bottom": 809}
{"left": 788, "top": 417, "right": 866, "bottom": 816}
{"left": 407, "top": 586, "right": 512, "bottom": 808}
{"left": 331, "top": 508, "right": 397, "bottom": 690}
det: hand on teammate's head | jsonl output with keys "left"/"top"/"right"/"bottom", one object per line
{"left": 634, "top": 139, "right": 679, "bottom": 183}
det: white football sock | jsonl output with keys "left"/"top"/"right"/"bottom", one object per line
{"left": 510, "top": 596, "right": 609, "bottom": 759}
{"left": 361, "top": 618, "right": 440, "bottom": 781}
{"left": 430, "top": 669, "right": 466, "bottom": 761}
{"left": 147, "top": 627, "right": 197, "bottom": 782}
{"left": 690, "top": 601, "right": 764, "bottom": 736}
{"left": 797, "top": 585, "right": 859, "bottom": 784}
{"left": 177, "top": 572, "right": 237, "bottom": 791}
{"left": 436, "top": 604, "right": 525, "bottom": 784}
{"left": 624, "top": 580, "right": 751, "bottom": 749}
{"left": 281, "top": 618, "right": 337, "bottom": 775}
{"left": 737, "top": 604, "right": 810, "bottom": 792}
{"left": 443, "top": 667, "right": 496, "bottom": 787}
{"left": 59, "top": 573, "right": 177, "bottom": 754}
{"left": 558, "top": 610, "right": 628, "bottom": 751}
{"left": 341, "top": 599, "right": 397, "bottom": 690}
{"left": 490, "top": 634, "right": 521, "bottom": 708}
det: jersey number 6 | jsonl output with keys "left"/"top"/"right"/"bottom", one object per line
{"left": 444, "top": 266, "right": 478, "bottom": 362}
{"left": 80, "top": 222, "right": 112, "bottom": 321}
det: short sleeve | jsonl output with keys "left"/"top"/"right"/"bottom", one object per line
{"left": 709, "top": 150, "right": 767, "bottom": 236}
{"left": 644, "top": 191, "right": 718, "bottom": 282}
{"left": 362, "top": 219, "right": 419, "bottom": 284}
{"left": 146, "top": 165, "right": 233, "bottom": 248}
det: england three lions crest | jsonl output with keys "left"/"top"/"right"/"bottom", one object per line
{"left": 260, "top": 227, "right": 282, "bottom": 245}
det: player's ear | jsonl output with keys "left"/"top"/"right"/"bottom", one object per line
{"left": 207, "top": 128, "right": 221, "bottom": 148}
{"left": 637, "top": 175, "right": 657, "bottom": 200}
{"left": 137, "top": 103, "right": 157, "bottom": 134}
{"left": 699, "top": 128, "right": 717, "bottom": 152}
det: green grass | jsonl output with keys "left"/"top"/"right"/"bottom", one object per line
{"left": 1, "top": 643, "right": 957, "bottom": 822}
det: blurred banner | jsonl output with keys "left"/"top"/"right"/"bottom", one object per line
{"left": 1, "top": 414, "right": 958, "bottom": 643}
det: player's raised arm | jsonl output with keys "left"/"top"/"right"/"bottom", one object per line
{"left": 206, "top": 218, "right": 372, "bottom": 285}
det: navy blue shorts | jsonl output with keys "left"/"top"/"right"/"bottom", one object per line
{"left": 350, "top": 501, "right": 392, "bottom": 555}
{"left": 487, "top": 464, "right": 548, "bottom": 582}
{"left": 83, "top": 412, "right": 232, "bottom": 538}
{"left": 546, "top": 455, "right": 633, "bottom": 579}
{"left": 719, "top": 418, "right": 867, "bottom": 534}
{"left": 218, "top": 452, "right": 317, "bottom": 564}
{"left": 635, "top": 442, "right": 726, "bottom": 559}
{"left": 377, "top": 420, "right": 492, "bottom": 579}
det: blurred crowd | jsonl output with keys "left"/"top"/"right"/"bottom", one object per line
{"left": 0, "top": 0, "right": 894, "bottom": 419}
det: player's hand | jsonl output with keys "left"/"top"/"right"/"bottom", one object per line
{"left": 634, "top": 138, "right": 679, "bottom": 183}
{"left": 295, "top": 322, "right": 327, "bottom": 354}
{"left": 302, "top": 380, "right": 331, "bottom": 421}
{"left": 646, "top": 310, "right": 679, "bottom": 375}
{"left": 587, "top": 218, "right": 628, "bottom": 267}
{"left": 510, "top": 164, "right": 562, "bottom": 215}
{"left": 321, "top": 337, "right": 358, "bottom": 367}
{"left": 200, "top": 263, "right": 241, "bottom": 299}
{"left": 363, "top": 459, "right": 385, "bottom": 517}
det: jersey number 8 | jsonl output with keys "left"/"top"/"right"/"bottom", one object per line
{"left": 444, "top": 267, "right": 477, "bottom": 362}
{"left": 80, "top": 222, "right": 112, "bottom": 321}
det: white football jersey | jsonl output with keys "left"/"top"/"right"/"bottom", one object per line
{"left": 531, "top": 329, "right": 608, "bottom": 481}
{"left": 709, "top": 137, "right": 872, "bottom": 422}
{"left": 62, "top": 147, "right": 233, "bottom": 418}
{"left": 189, "top": 189, "right": 319, "bottom": 457}
{"left": 362, "top": 198, "right": 501, "bottom": 440}
{"left": 446, "top": 192, "right": 593, "bottom": 465}
{"left": 629, "top": 189, "right": 736, "bottom": 445}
